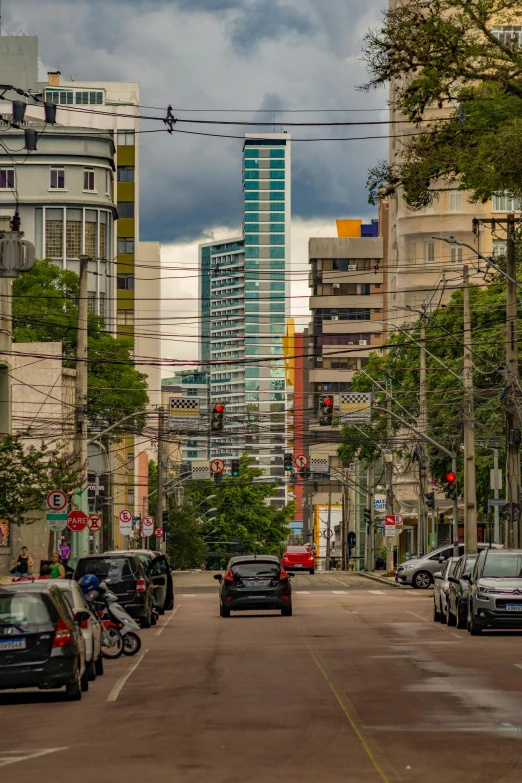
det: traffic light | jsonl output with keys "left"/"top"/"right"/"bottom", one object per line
{"left": 231, "top": 459, "right": 240, "bottom": 477}
{"left": 444, "top": 472, "right": 457, "bottom": 500}
{"left": 363, "top": 507, "right": 371, "bottom": 524}
{"left": 425, "top": 491, "right": 435, "bottom": 509}
{"left": 210, "top": 402, "right": 225, "bottom": 432}
{"left": 284, "top": 453, "right": 293, "bottom": 471}
{"left": 318, "top": 394, "right": 334, "bottom": 426}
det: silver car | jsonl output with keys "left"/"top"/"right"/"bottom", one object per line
{"left": 468, "top": 549, "right": 522, "bottom": 634}
{"left": 53, "top": 579, "right": 103, "bottom": 679}
{"left": 433, "top": 557, "right": 459, "bottom": 622}
{"left": 396, "top": 543, "right": 502, "bottom": 589}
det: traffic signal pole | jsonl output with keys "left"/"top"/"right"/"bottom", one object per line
{"left": 72, "top": 255, "right": 89, "bottom": 564}
{"left": 463, "top": 265, "right": 478, "bottom": 554}
{"left": 505, "top": 214, "right": 520, "bottom": 548}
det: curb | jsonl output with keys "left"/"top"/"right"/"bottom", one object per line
{"left": 358, "top": 572, "right": 406, "bottom": 589}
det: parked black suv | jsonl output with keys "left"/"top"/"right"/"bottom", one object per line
{"left": 74, "top": 553, "right": 155, "bottom": 628}
{"left": 115, "top": 550, "right": 174, "bottom": 614}
{"left": 0, "top": 583, "right": 87, "bottom": 700}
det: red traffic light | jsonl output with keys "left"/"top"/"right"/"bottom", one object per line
{"left": 445, "top": 472, "right": 456, "bottom": 483}
{"left": 324, "top": 397, "right": 333, "bottom": 407}
{"left": 215, "top": 404, "right": 224, "bottom": 413}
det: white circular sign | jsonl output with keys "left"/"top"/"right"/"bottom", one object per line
{"left": 119, "top": 509, "right": 133, "bottom": 535}
{"left": 295, "top": 454, "right": 309, "bottom": 469}
{"left": 46, "top": 490, "right": 67, "bottom": 512}
{"left": 210, "top": 458, "right": 225, "bottom": 474}
{"left": 142, "top": 515, "right": 154, "bottom": 533}
{"left": 395, "top": 514, "right": 403, "bottom": 525}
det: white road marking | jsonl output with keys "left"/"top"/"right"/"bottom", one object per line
{"left": 107, "top": 649, "right": 148, "bottom": 702}
{"left": 369, "top": 590, "right": 386, "bottom": 595}
{"left": 332, "top": 590, "right": 349, "bottom": 594}
{"left": 296, "top": 591, "right": 310, "bottom": 594}
{"left": 514, "top": 664, "right": 522, "bottom": 670}
{"left": 181, "top": 594, "right": 197, "bottom": 597}
{"left": 0, "top": 748, "right": 69, "bottom": 768}
{"left": 406, "top": 611, "right": 430, "bottom": 623}
{"left": 155, "top": 605, "right": 180, "bottom": 636}
{"left": 325, "top": 575, "right": 351, "bottom": 586}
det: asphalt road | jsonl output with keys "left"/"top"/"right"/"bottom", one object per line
{"left": 2, "top": 573, "right": 522, "bottom": 782}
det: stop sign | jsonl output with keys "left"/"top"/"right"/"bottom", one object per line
{"left": 67, "top": 510, "right": 88, "bottom": 532}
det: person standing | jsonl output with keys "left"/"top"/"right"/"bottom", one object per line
{"left": 50, "top": 552, "right": 66, "bottom": 579}
{"left": 12, "top": 546, "right": 34, "bottom": 577}
{"left": 59, "top": 539, "right": 71, "bottom": 566}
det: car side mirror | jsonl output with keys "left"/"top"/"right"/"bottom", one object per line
{"left": 213, "top": 574, "right": 223, "bottom": 581}
{"left": 438, "top": 557, "right": 445, "bottom": 564}
{"left": 74, "top": 610, "right": 90, "bottom": 624}
{"left": 447, "top": 576, "right": 458, "bottom": 584}
{"left": 461, "top": 573, "right": 471, "bottom": 582}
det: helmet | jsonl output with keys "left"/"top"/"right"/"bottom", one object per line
{"left": 78, "top": 574, "right": 99, "bottom": 594}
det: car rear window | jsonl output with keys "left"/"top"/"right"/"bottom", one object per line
{"left": 463, "top": 556, "right": 477, "bottom": 576}
{"left": 286, "top": 547, "right": 309, "bottom": 553}
{"left": 482, "top": 554, "right": 522, "bottom": 578}
{"left": 76, "top": 557, "right": 133, "bottom": 581}
{"left": 231, "top": 562, "right": 280, "bottom": 577}
{"left": 0, "top": 592, "right": 52, "bottom": 626}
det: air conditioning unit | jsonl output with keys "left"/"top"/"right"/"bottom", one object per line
{"left": 359, "top": 339, "right": 368, "bottom": 346}
{"left": 331, "top": 315, "right": 339, "bottom": 321}
{"left": 347, "top": 264, "right": 357, "bottom": 270}
{"left": 333, "top": 283, "right": 340, "bottom": 289}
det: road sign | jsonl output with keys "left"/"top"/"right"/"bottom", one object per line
{"left": 395, "top": 514, "right": 404, "bottom": 533}
{"left": 191, "top": 461, "right": 211, "bottom": 480}
{"left": 488, "top": 498, "right": 507, "bottom": 509}
{"left": 154, "top": 527, "right": 164, "bottom": 538}
{"left": 501, "top": 502, "right": 521, "bottom": 522}
{"left": 385, "top": 515, "right": 396, "bottom": 537}
{"left": 168, "top": 397, "right": 199, "bottom": 431}
{"left": 88, "top": 514, "right": 102, "bottom": 532}
{"left": 140, "top": 530, "right": 148, "bottom": 538}
{"left": 67, "top": 510, "right": 88, "bottom": 532}
{"left": 374, "top": 494, "right": 386, "bottom": 512}
{"left": 310, "top": 453, "right": 329, "bottom": 474}
{"left": 210, "top": 458, "right": 225, "bottom": 474}
{"left": 46, "top": 512, "right": 67, "bottom": 533}
{"left": 119, "top": 509, "right": 133, "bottom": 535}
{"left": 339, "top": 392, "right": 372, "bottom": 425}
{"left": 46, "top": 490, "right": 67, "bottom": 512}
{"left": 295, "top": 454, "right": 308, "bottom": 469}
{"left": 142, "top": 515, "right": 154, "bottom": 534}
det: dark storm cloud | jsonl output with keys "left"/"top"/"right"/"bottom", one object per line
{"left": 6, "top": 0, "right": 387, "bottom": 244}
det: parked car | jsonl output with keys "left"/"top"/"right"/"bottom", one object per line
{"left": 396, "top": 543, "right": 502, "bottom": 588}
{"left": 468, "top": 549, "right": 522, "bottom": 634}
{"left": 214, "top": 555, "right": 293, "bottom": 617}
{"left": 51, "top": 579, "right": 103, "bottom": 679}
{"left": 112, "top": 550, "right": 174, "bottom": 614}
{"left": 0, "top": 582, "right": 87, "bottom": 700}
{"left": 446, "top": 553, "right": 478, "bottom": 628}
{"left": 74, "top": 553, "right": 155, "bottom": 629}
{"left": 433, "top": 557, "right": 459, "bottom": 622}
{"left": 282, "top": 545, "right": 315, "bottom": 575}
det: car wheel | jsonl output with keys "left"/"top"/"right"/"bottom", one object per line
{"left": 151, "top": 611, "right": 158, "bottom": 626}
{"left": 86, "top": 659, "right": 97, "bottom": 682}
{"left": 140, "top": 608, "right": 152, "bottom": 629}
{"left": 456, "top": 609, "right": 466, "bottom": 629}
{"left": 95, "top": 654, "right": 104, "bottom": 676}
{"left": 65, "top": 667, "right": 82, "bottom": 701}
{"left": 281, "top": 606, "right": 293, "bottom": 617}
{"left": 412, "top": 570, "right": 432, "bottom": 589}
{"left": 220, "top": 603, "right": 230, "bottom": 618}
{"left": 447, "top": 606, "right": 456, "bottom": 627}
{"left": 158, "top": 607, "right": 165, "bottom": 616}
{"left": 80, "top": 669, "right": 89, "bottom": 692}
{"left": 433, "top": 601, "right": 441, "bottom": 622}
{"left": 309, "top": 569, "right": 315, "bottom": 575}
{"left": 468, "top": 610, "right": 483, "bottom": 635}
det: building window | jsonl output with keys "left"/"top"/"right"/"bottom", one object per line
{"left": 360, "top": 283, "right": 371, "bottom": 295}
{"left": 450, "top": 246, "right": 463, "bottom": 263}
{"left": 117, "top": 274, "right": 135, "bottom": 290}
{"left": 425, "top": 241, "right": 435, "bottom": 264}
{"left": 117, "top": 237, "right": 134, "bottom": 254}
{"left": 84, "top": 169, "right": 95, "bottom": 191}
{"left": 85, "top": 219, "right": 97, "bottom": 257}
{"left": 46, "top": 89, "right": 74, "bottom": 105}
{"left": 117, "top": 130, "right": 135, "bottom": 146}
{"left": 99, "top": 223, "right": 107, "bottom": 260}
{"left": 187, "top": 389, "right": 198, "bottom": 397}
{"left": 117, "top": 309, "right": 134, "bottom": 327}
{"left": 75, "top": 91, "right": 104, "bottom": 105}
{"left": 0, "top": 168, "right": 14, "bottom": 189}
{"left": 492, "top": 26, "right": 522, "bottom": 48}
{"left": 66, "top": 219, "right": 82, "bottom": 258}
{"left": 45, "top": 220, "right": 63, "bottom": 258}
{"left": 492, "top": 192, "right": 522, "bottom": 212}
{"left": 118, "top": 202, "right": 134, "bottom": 218}
{"left": 449, "top": 192, "right": 462, "bottom": 212}
{"left": 493, "top": 240, "right": 507, "bottom": 258}
{"left": 105, "top": 170, "right": 112, "bottom": 195}
{"left": 50, "top": 168, "right": 65, "bottom": 190}
{"left": 99, "top": 292, "right": 105, "bottom": 320}
{"left": 117, "top": 167, "right": 135, "bottom": 182}
{"left": 187, "top": 451, "right": 198, "bottom": 459}
{"left": 88, "top": 292, "right": 96, "bottom": 315}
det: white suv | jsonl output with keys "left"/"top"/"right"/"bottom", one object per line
{"left": 53, "top": 579, "right": 103, "bottom": 680}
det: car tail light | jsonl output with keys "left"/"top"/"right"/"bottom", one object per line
{"left": 279, "top": 568, "right": 289, "bottom": 581}
{"left": 224, "top": 568, "right": 234, "bottom": 583}
{"left": 135, "top": 578, "right": 146, "bottom": 593}
{"left": 52, "top": 617, "right": 72, "bottom": 648}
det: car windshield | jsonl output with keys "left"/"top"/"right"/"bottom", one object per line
{"left": 0, "top": 592, "right": 51, "bottom": 627}
{"left": 482, "top": 555, "right": 522, "bottom": 578}
{"left": 76, "top": 558, "right": 132, "bottom": 581}
{"left": 231, "top": 562, "right": 280, "bottom": 577}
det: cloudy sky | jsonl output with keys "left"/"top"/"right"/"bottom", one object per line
{"left": 6, "top": 0, "right": 388, "bottom": 363}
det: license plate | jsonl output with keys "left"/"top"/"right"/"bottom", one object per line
{"left": 0, "top": 639, "right": 26, "bottom": 651}
{"left": 506, "top": 604, "right": 522, "bottom": 612}
{"left": 294, "top": 564, "right": 303, "bottom": 568}
{"left": 243, "top": 580, "right": 270, "bottom": 588}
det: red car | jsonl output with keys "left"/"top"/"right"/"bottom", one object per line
{"left": 282, "top": 546, "right": 315, "bottom": 575}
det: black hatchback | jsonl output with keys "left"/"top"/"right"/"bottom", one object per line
{"left": 0, "top": 583, "right": 87, "bottom": 700}
{"left": 214, "top": 555, "right": 293, "bottom": 617}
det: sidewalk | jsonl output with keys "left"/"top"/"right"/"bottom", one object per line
{"left": 358, "top": 571, "right": 406, "bottom": 589}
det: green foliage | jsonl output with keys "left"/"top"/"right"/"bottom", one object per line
{"left": 338, "top": 276, "right": 512, "bottom": 512}
{"left": 0, "top": 432, "right": 84, "bottom": 526}
{"left": 12, "top": 259, "right": 149, "bottom": 433}
{"left": 361, "top": 0, "right": 522, "bottom": 207}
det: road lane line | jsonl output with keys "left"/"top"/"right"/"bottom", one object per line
{"left": 0, "top": 748, "right": 69, "bottom": 768}
{"left": 406, "top": 610, "right": 429, "bottom": 623}
{"left": 325, "top": 575, "right": 351, "bottom": 586}
{"left": 369, "top": 590, "right": 386, "bottom": 595}
{"left": 181, "top": 594, "right": 196, "bottom": 597}
{"left": 332, "top": 590, "right": 349, "bottom": 594}
{"left": 296, "top": 591, "right": 310, "bottom": 594}
{"left": 107, "top": 649, "right": 148, "bottom": 702}
{"left": 514, "top": 664, "right": 522, "bottom": 670}
{"left": 155, "top": 605, "right": 180, "bottom": 636}
{"left": 293, "top": 621, "right": 392, "bottom": 783}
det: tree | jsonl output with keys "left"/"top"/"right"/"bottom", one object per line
{"left": 338, "top": 275, "right": 511, "bottom": 512}
{"left": 362, "top": 0, "right": 522, "bottom": 208}
{"left": 0, "top": 432, "right": 83, "bottom": 526}
{"left": 12, "top": 259, "right": 149, "bottom": 433}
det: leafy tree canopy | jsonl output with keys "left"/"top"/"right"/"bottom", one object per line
{"left": 12, "top": 259, "right": 149, "bottom": 434}
{"left": 362, "top": 0, "right": 522, "bottom": 207}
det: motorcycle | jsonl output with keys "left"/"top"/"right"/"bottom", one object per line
{"left": 96, "top": 581, "right": 142, "bottom": 656}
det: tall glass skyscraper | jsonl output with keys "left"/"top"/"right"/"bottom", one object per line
{"left": 199, "top": 134, "right": 291, "bottom": 500}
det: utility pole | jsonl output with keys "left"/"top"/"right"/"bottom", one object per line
{"left": 72, "top": 255, "right": 89, "bottom": 563}
{"left": 463, "top": 265, "right": 477, "bottom": 553}
{"left": 156, "top": 407, "right": 167, "bottom": 554}
{"left": 325, "top": 478, "right": 332, "bottom": 571}
{"left": 341, "top": 479, "right": 346, "bottom": 571}
{"left": 419, "top": 317, "right": 428, "bottom": 554}
{"left": 366, "top": 461, "right": 375, "bottom": 571}
{"left": 493, "top": 448, "right": 500, "bottom": 544}
{"left": 386, "top": 381, "right": 394, "bottom": 573}
{"left": 505, "top": 214, "right": 520, "bottom": 548}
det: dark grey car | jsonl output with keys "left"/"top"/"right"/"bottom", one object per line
{"left": 214, "top": 555, "right": 293, "bottom": 617}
